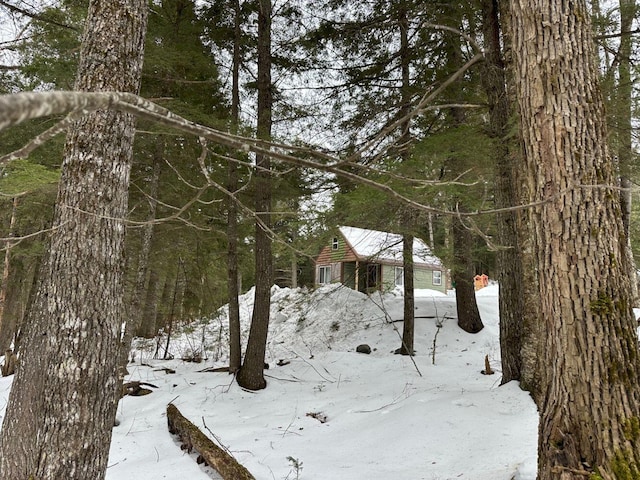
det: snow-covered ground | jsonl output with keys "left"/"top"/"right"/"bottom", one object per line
{"left": 0, "top": 283, "right": 539, "bottom": 480}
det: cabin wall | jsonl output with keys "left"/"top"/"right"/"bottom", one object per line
{"left": 314, "top": 229, "right": 448, "bottom": 294}
{"left": 415, "top": 268, "right": 446, "bottom": 294}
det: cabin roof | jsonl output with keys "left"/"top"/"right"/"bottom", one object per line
{"left": 338, "top": 226, "right": 442, "bottom": 266}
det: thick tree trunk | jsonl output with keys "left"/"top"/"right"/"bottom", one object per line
{"left": 452, "top": 215, "right": 484, "bottom": 334}
{"left": 0, "top": 1, "right": 148, "bottom": 478}
{"left": 0, "top": 259, "right": 23, "bottom": 353}
{"left": 495, "top": 0, "right": 546, "bottom": 403}
{"left": 440, "top": 5, "right": 483, "bottom": 336}
{"left": 509, "top": 1, "right": 640, "bottom": 478}
{"left": 11, "top": 259, "right": 39, "bottom": 355}
{"left": 237, "top": 0, "right": 272, "bottom": 391}
{"left": 479, "top": 0, "right": 525, "bottom": 385}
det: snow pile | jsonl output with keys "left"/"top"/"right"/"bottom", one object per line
{"left": 134, "top": 284, "right": 387, "bottom": 365}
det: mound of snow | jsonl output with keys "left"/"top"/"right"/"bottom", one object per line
{"left": 116, "top": 281, "right": 538, "bottom": 480}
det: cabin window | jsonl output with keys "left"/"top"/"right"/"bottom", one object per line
{"left": 432, "top": 270, "right": 442, "bottom": 286}
{"left": 331, "top": 237, "right": 339, "bottom": 250}
{"left": 318, "top": 265, "right": 332, "bottom": 284}
{"left": 395, "top": 266, "right": 404, "bottom": 287}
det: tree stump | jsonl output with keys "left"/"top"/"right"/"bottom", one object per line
{"left": 481, "top": 354, "right": 495, "bottom": 375}
{"left": 166, "top": 403, "right": 255, "bottom": 480}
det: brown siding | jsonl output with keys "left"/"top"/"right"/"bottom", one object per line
{"left": 316, "top": 235, "right": 358, "bottom": 265}
{"left": 315, "top": 246, "right": 333, "bottom": 266}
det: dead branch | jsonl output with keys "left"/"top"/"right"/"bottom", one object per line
{"left": 0, "top": 0, "right": 79, "bottom": 31}
{"left": 198, "top": 366, "right": 230, "bottom": 373}
{"left": 166, "top": 403, "right": 255, "bottom": 480}
{"left": 0, "top": 90, "right": 565, "bottom": 218}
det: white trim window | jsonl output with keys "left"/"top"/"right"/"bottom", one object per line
{"left": 395, "top": 266, "right": 404, "bottom": 287}
{"left": 432, "top": 270, "right": 442, "bottom": 286}
{"left": 331, "top": 237, "right": 339, "bottom": 250}
{"left": 318, "top": 265, "right": 332, "bottom": 284}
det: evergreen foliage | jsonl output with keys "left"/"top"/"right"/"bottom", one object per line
{"left": 0, "top": 0, "right": 245, "bottom": 339}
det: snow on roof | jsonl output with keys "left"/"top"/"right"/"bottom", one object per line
{"left": 338, "top": 226, "right": 442, "bottom": 266}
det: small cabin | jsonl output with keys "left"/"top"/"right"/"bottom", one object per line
{"left": 315, "top": 226, "right": 447, "bottom": 294}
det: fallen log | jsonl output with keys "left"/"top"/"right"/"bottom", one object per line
{"left": 166, "top": 403, "right": 255, "bottom": 480}
{"left": 197, "top": 366, "right": 230, "bottom": 373}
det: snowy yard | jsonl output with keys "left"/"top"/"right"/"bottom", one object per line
{"left": 0, "top": 284, "right": 539, "bottom": 480}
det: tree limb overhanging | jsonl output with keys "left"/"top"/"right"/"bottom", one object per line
{"left": 0, "top": 90, "right": 595, "bottom": 219}
{"left": 0, "top": 0, "right": 78, "bottom": 31}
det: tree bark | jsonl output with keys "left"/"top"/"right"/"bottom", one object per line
{"left": 119, "top": 141, "right": 161, "bottom": 367}
{"left": 0, "top": 195, "right": 20, "bottom": 352}
{"left": 167, "top": 404, "right": 255, "bottom": 480}
{"left": 399, "top": 234, "right": 415, "bottom": 355}
{"left": 452, "top": 215, "right": 484, "bottom": 334}
{"left": 0, "top": 258, "right": 24, "bottom": 353}
{"left": 439, "top": 3, "right": 483, "bottom": 336}
{"left": 138, "top": 267, "right": 160, "bottom": 338}
{"left": 11, "top": 259, "right": 39, "bottom": 356}
{"left": 479, "top": 0, "right": 525, "bottom": 385}
{"left": 509, "top": 1, "right": 640, "bottom": 478}
{"left": 397, "top": 1, "right": 415, "bottom": 355}
{"left": 0, "top": 1, "right": 148, "bottom": 478}
{"left": 616, "top": 0, "right": 638, "bottom": 304}
{"left": 164, "top": 261, "right": 184, "bottom": 360}
{"left": 237, "top": 0, "right": 272, "bottom": 391}
{"left": 495, "top": 0, "right": 546, "bottom": 403}
{"left": 227, "top": 0, "right": 242, "bottom": 374}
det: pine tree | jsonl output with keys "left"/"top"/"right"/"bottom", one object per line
{"left": 478, "top": 0, "right": 526, "bottom": 384}
{"left": 236, "top": 0, "right": 273, "bottom": 391}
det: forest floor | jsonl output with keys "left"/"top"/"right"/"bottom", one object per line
{"left": 1, "top": 283, "right": 539, "bottom": 480}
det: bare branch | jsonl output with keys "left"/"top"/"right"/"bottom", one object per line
{"left": 344, "top": 52, "right": 485, "bottom": 165}
{"left": 0, "top": 0, "right": 78, "bottom": 31}
{"left": 0, "top": 111, "right": 85, "bottom": 164}
{"left": 196, "top": 140, "right": 317, "bottom": 261}
{"left": 424, "top": 23, "right": 483, "bottom": 54}
{"left": 0, "top": 91, "right": 557, "bottom": 218}
{"left": 0, "top": 221, "right": 69, "bottom": 253}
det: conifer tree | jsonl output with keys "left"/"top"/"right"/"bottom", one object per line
{"left": 2, "top": 0, "right": 234, "bottom": 349}
{"left": 478, "top": 0, "right": 528, "bottom": 387}
{"left": 236, "top": 0, "right": 273, "bottom": 391}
